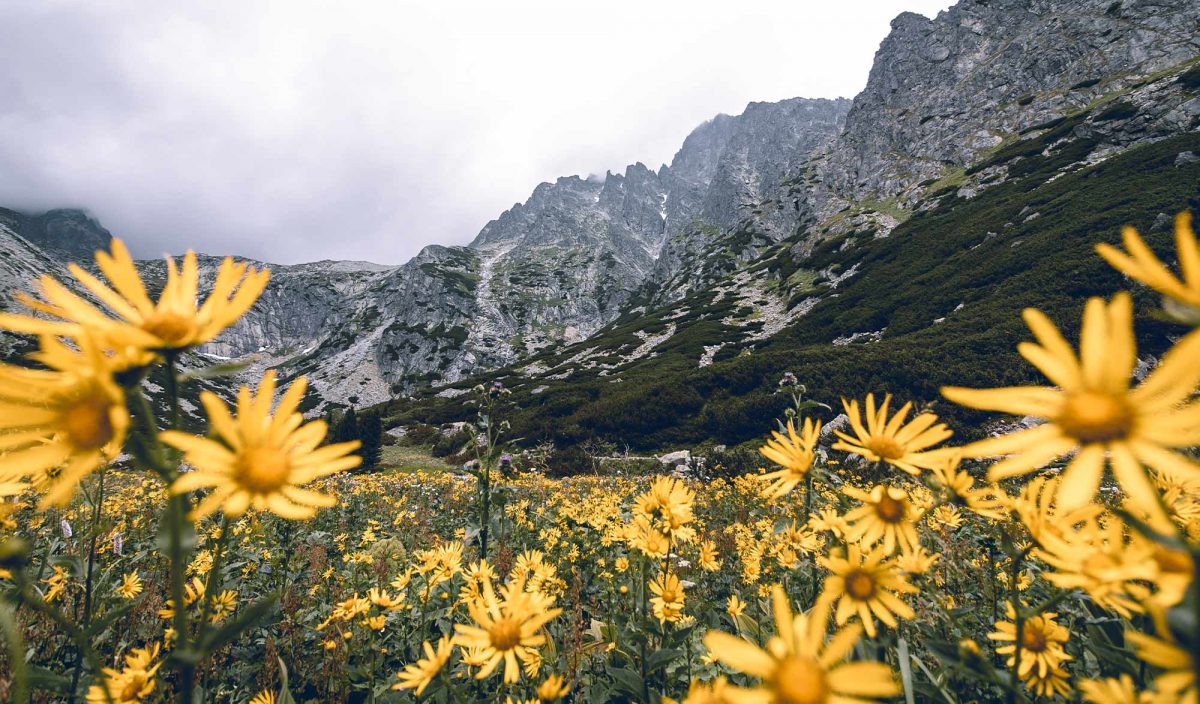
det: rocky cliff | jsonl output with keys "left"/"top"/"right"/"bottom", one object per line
{"left": 2, "top": 0, "right": 1197, "bottom": 417}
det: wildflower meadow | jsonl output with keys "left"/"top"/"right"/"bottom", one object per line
{"left": 0, "top": 213, "right": 1197, "bottom": 703}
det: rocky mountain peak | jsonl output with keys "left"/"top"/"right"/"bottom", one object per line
{"left": 0, "top": 207, "right": 113, "bottom": 263}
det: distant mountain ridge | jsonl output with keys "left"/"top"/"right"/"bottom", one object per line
{"left": 1, "top": 0, "right": 1198, "bottom": 430}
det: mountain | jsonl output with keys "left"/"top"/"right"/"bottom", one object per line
{"left": 1, "top": 0, "right": 1198, "bottom": 445}
{"left": 0, "top": 207, "right": 112, "bottom": 263}
{"left": 386, "top": 0, "right": 1200, "bottom": 449}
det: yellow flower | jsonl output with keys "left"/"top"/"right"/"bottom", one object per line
{"left": 394, "top": 634, "right": 452, "bottom": 695}
{"left": 634, "top": 476, "right": 696, "bottom": 544}
{"left": 116, "top": 572, "right": 143, "bottom": 599}
{"left": 726, "top": 594, "right": 746, "bottom": 619}
{"left": 0, "top": 239, "right": 269, "bottom": 351}
{"left": 677, "top": 677, "right": 735, "bottom": 703}
{"left": 930, "top": 505, "right": 964, "bottom": 530}
{"left": 987, "top": 604, "right": 1072, "bottom": 679}
{"left": 818, "top": 544, "right": 917, "bottom": 638}
{"left": 895, "top": 546, "right": 940, "bottom": 575}
{"left": 1127, "top": 624, "right": 1197, "bottom": 704}
{"left": 162, "top": 371, "right": 361, "bottom": 520}
{"left": 703, "top": 585, "right": 900, "bottom": 704}
{"left": 925, "top": 454, "right": 1006, "bottom": 519}
{"left": 0, "top": 335, "right": 128, "bottom": 507}
{"left": 832, "top": 393, "right": 951, "bottom": 475}
{"left": 453, "top": 574, "right": 561, "bottom": 683}
{"left": 842, "top": 485, "right": 922, "bottom": 555}
{"left": 943, "top": 294, "right": 1200, "bottom": 528}
{"left": 649, "top": 571, "right": 686, "bottom": 624}
{"left": 537, "top": 674, "right": 570, "bottom": 701}
{"left": 86, "top": 642, "right": 161, "bottom": 703}
{"left": 627, "top": 516, "right": 671, "bottom": 559}
{"left": 697, "top": 540, "right": 720, "bottom": 572}
{"left": 249, "top": 691, "right": 277, "bottom": 704}
{"left": 1097, "top": 211, "right": 1200, "bottom": 322}
{"left": 42, "top": 564, "right": 70, "bottom": 602}
{"left": 1023, "top": 662, "right": 1073, "bottom": 699}
{"left": 758, "top": 417, "right": 821, "bottom": 498}
{"left": 158, "top": 577, "right": 206, "bottom": 619}
{"left": 1080, "top": 675, "right": 1153, "bottom": 704}
{"left": 209, "top": 590, "right": 238, "bottom": 622}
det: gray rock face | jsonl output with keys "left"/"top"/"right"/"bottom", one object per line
{"left": 0, "top": 208, "right": 112, "bottom": 264}
{"left": 650, "top": 98, "right": 850, "bottom": 302}
{"left": 810, "top": 0, "right": 1200, "bottom": 219}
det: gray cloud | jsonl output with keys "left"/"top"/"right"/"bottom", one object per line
{"left": 0, "top": 0, "right": 952, "bottom": 265}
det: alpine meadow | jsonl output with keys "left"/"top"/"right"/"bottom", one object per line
{"left": 1, "top": 0, "right": 1200, "bottom": 703}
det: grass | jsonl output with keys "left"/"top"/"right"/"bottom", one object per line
{"left": 378, "top": 444, "right": 458, "bottom": 474}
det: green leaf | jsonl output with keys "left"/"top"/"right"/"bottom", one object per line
{"left": 24, "top": 664, "right": 71, "bottom": 692}
{"left": 646, "top": 648, "right": 683, "bottom": 673}
{"left": 897, "top": 637, "right": 915, "bottom": 704}
{"left": 276, "top": 657, "right": 297, "bottom": 704}
{"left": 84, "top": 601, "right": 136, "bottom": 638}
{"left": 607, "top": 666, "right": 644, "bottom": 699}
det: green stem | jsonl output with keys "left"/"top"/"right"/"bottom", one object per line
{"left": 0, "top": 603, "right": 30, "bottom": 704}
{"left": 12, "top": 570, "right": 112, "bottom": 704}
{"left": 195, "top": 514, "right": 232, "bottom": 640}
{"left": 69, "top": 470, "right": 106, "bottom": 700}
{"left": 639, "top": 554, "right": 649, "bottom": 704}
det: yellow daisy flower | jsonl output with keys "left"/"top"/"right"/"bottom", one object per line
{"left": 394, "top": 635, "right": 452, "bottom": 695}
{"left": 1097, "top": 211, "right": 1200, "bottom": 323}
{"left": 452, "top": 574, "right": 561, "bottom": 683}
{"left": 925, "top": 454, "right": 1006, "bottom": 519}
{"left": 116, "top": 572, "right": 143, "bottom": 599}
{"left": 0, "top": 239, "right": 269, "bottom": 351}
{"left": 536, "top": 674, "right": 570, "bottom": 701}
{"left": 1127, "top": 625, "right": 1197, "bottom": 704}
{"left": 758, "top": 417, "right": 821, "bottom": 498}
{"left": 0, "top": 335, "right": 127, "bottom": 507}
{"left": 987, "top": 604, "right": 1072, "bottom": 679}
{"left": 942, "top": 293, "right": 1200, "bottom": 528}
{"left": 1079, "top": 674, "right": 1151, "bottom": 704}
{"left": 842, "top": 485, "right": 922, "bottom": 556}
{"left": 818, "top": 543, "right": 918, "bottom": 638}
{"left": 248, "top": 691, "right": 277, "bottom": 704}
{"left": 86, "top": 642, "right": 161, "bottom": 704}
{"left": 634, "top": 476, "right": 696, "bottom": 544}
{"left": 832, "top": 393, "right": 951, "bottom": 475}
{"left": 703, "top": 585, "right": 900, "bottom": 703}
{"left": 697, "top": 540, "right": 720, "bottom": 571}
{"left": 161, "top": 371, "right": 361, "bottom": 520}
{"left": 649, "top": 571, "right": 686, "bottom": 624}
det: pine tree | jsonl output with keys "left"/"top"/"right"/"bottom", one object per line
{"left": 359, "top": 412, "right": 383, "bottom": 470}
{"left": 333, "top": 408, "right": 358, "bottom": 445}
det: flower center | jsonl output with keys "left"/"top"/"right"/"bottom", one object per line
{"left": 143, "top": 310, "right": 195, "bottom": 346}
{"left": 844, "top": 569, "right": 877, "bottom": 600}
{"left": 867, "top": 436, "right": 905, "bottom": 460}
{"left": 488, "top": 616, "right": 523, "bottom": 651}
{"left": 774, "top": 655, "right": 830, "bottom": 704}
{"left": 875, "top": 494, "right": 907, "bottom": 523}
{"left": 236, "top": 446, "right": 292, "bottom": 493}
{"left": 60, "top": 395, "right": 115, "bottom": 451}
{"left": 1020, "top": 626, "right": 1048, "bottom": 653}
{"left": 1057, "top": 391, "right": 1133, "bottom": 443}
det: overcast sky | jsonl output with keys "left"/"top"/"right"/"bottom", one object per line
{"left": 0, "top": 1, "right": 954, "bottom": 265}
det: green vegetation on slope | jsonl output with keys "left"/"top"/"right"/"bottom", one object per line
{"left": 390, "top": 131, "right": 1200, "bottom": 453}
